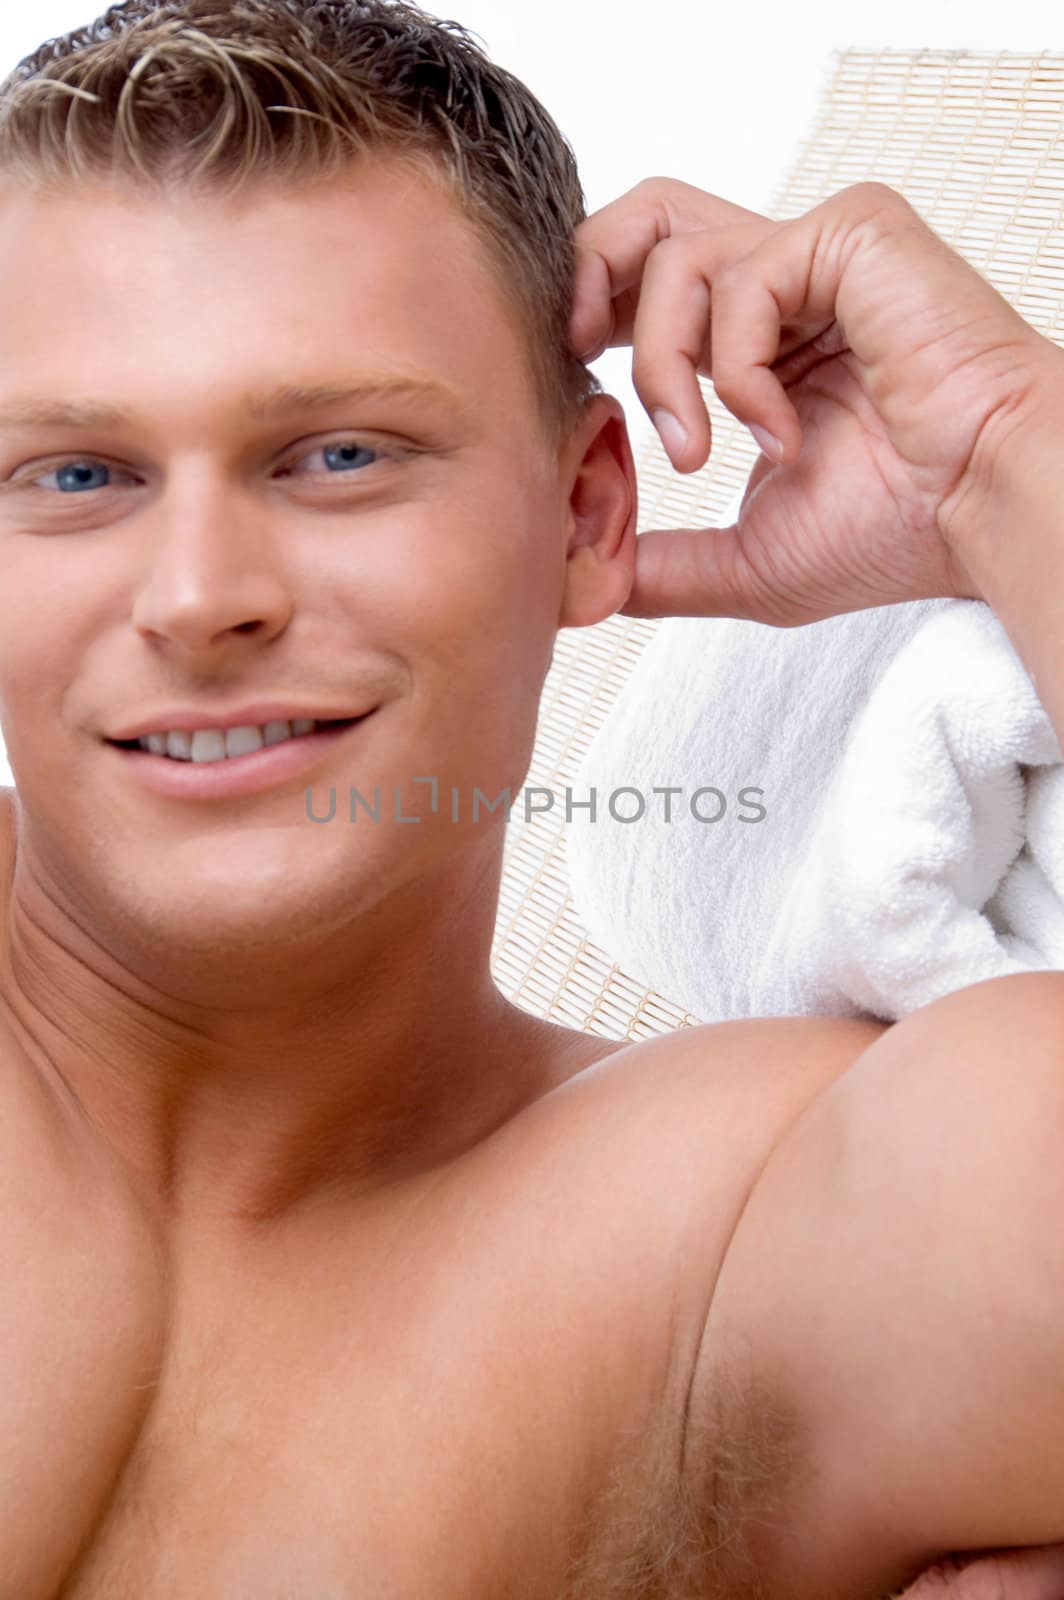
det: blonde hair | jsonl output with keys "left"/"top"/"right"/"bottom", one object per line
{"left": 0, "top": 0, "right": 603, "bottom": 447}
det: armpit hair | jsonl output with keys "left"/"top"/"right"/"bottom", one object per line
{"left": 559, "top": 1346, "right": 807, "bottom": 1600}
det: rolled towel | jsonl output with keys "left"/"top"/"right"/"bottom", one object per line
{"left": 992, "top": 765, "right": 1064, "bottom": 960}
{"left": 565, "top": 590, "right": 1062, "bottom": 1024}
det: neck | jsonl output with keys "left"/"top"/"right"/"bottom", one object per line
{"left": 0, "top": 810, "right": 553, "bottom": 1232}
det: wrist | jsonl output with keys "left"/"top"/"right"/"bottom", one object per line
{"left": 935, "top": 336, "right": 1064, "bottom": 757}
{"left": 938, "top": 335, "right": 1064, "bottom": 600}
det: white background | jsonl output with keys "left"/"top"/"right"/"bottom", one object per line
{"left": 0, "top": 0, "right": 1058, "bottom": 782}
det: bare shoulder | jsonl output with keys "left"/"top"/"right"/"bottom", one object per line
{"left": 534, "top": 1008, "right": 892, "bottom": 1187}
{"left": 625, "top": 1008, "right": 890, "bottom": 1088}
{"left": 524, "top": 1007, "right": 893, "bottom": 1322}
{"left": 514, "top": 1010, "right": 894, "bottom": 1359}
{"left": 561, "top": 1008, "right": 894, "bottom": 1381}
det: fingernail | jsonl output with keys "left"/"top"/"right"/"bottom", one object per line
{"left": 652, "top": 408, "right": 688, "bottom": 458}
{"left": 750, "top": 424, "right": 783, "bottom": 463}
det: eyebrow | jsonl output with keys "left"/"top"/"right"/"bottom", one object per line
{"left": 0, "top": 374, "right": 468, "bottom": 430}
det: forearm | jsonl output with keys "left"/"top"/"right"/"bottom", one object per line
{"left": 942, "top": 350, "right": 1064, "bottom": 754}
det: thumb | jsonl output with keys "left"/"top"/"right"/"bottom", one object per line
{"left": 617, "top": 521, "right": 763, "bottom": 622}
{"left": 619, "top": 452, "right": 778, "bottom": 621}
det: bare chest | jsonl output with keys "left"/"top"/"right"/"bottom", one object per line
{"left": 26, "top": 1020, "right": 839, "bottom": 1600}
{"left": 54, "top": 1151, "right": 708, "bottom": 1600}
{"left": 56, "top": 1315, "right": 607, "bottom": 1600}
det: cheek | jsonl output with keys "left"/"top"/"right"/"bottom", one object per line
{"left": 380, "top": 520, "right": 558, "bottom": 789}
{"left": 0, "top": 538, "right": 119, "bottom": 664}
{"left": 0, "top": 547, "right": 120, "bottom": 774}
{"left": 0, "top": 596, "right": 55, "bottom": 724}
{"left": 348, "top": 484, "right": 560, "bottom": 666}
{"left": 420, "top": 538, "right": 557, "bottom": 709}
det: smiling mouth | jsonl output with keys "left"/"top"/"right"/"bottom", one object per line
{"left": 107, "top": 715, "right": 364, "bottom": 761}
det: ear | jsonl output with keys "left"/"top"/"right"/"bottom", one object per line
{"left": 557, "top": 394, "right": 638, "bottom": 629}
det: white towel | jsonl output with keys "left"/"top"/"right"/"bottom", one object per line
{"left": 564, "top": 578, "right": 1063, "bottom": 1024}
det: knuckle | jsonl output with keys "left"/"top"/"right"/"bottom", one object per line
{"left": 713, "top": 256, "right": 743, "bottom": 292}
{"left": 851, "top": 178, "right": 909, "bottom": 212}
{"left": 646, "top": 230, "right": 694, "bottom": 267}
{"left": 635, "top": 174, "right": 674, "bottom": 200}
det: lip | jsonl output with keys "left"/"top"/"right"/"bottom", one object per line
{"left": 106, "top": 703, "right": 377, "bottom": 741}
{"left": 108, "top": 712, "right": 376, "bottom": 802}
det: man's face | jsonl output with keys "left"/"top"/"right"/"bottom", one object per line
{"left": 0, "top": 158, "right": 577, "bottom": 960}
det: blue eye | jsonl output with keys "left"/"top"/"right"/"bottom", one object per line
{"left": 24, "top": 437, "right": 388, "bottom": 495}
{"left": 316, "top": 441, "right": 380, "bottom": 474}
{"left": 37, "top": 461, "right": 119, "bottom": 494}
{"left": 282, "top": 439, "right": 388, "bottom": 479}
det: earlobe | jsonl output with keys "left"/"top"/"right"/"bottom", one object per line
{"left": 559, "top": 544, "right": 635, "bottom": 628}
{"left": 558, "top": 396, "right": 638, "bottom": 630}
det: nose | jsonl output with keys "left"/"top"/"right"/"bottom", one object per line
{"left": 130, "top": 475, "right": 294, "bottom": 654}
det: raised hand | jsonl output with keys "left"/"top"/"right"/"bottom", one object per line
{"left": 568, "top": 177, "right": 1061, "bottom": 625}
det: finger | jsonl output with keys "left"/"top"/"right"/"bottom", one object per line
{"left": 569, "top": 241, "right": 618, "bottom": 361}
{"left": 629, "top": 232, "right": 714, "bottom": 469}
{"left": 707, "top": 187, "right": 908, "bottom": 461}
{"left": 568, "top": 177, "right": 772, "bottom": 359}
{"left": 571, "top": 282, "right": 653, "bottom": 370}
{"left": 708, "top": 212, "right": 845, "bottom": 465}
{"left": 629, "top": 222, "right": 773, "bottom": 469}
{"left": 568, "top": 186, "right": 674, "bottom": 360}
{"left": 575, "top": 176, "right": 770, "bottom": 282}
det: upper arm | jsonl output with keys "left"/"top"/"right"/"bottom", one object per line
{"left": 684, "top": 973, "right": 1064, "bottom": 1600}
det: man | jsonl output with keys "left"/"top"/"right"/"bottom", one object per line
{"left": 0, "top": 1, "right": 1061, "bottom": 1595}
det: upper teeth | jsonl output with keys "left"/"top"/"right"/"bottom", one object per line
{"left": 141, "top": 718, "right": 320, "bottom": 762}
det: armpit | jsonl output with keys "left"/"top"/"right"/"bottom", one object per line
{"left": 558, "top": 1349, "right": 805, "bottom": 1600}
{"left": 676, "top": 1330, "right": 811, "bottom": 1600}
